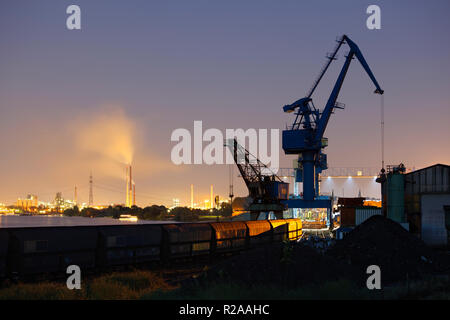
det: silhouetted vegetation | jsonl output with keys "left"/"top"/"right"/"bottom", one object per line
{"left": 1, "top": 270, "right": 448, "bottom": 300}
{"left": 63, "top": 205, "right": 167, "bottom": 220}
{"left": 62, "top": 203, "right": 232, "bottom": 221}
{"left": 0, "top": 271, "right": 174, "bottom": 300}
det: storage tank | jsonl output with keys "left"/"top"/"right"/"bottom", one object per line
{"left": 387, "top": 166, "right": 406, "bottom": 223}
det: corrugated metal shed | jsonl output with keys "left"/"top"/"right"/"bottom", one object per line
{"left": 404, "top": 164, "right": 450, "bottom": 247}
{"left": 355, "top": 208, "right": 382, "bottom": 225}
{"left": 405, "top": 164, "right": 450, "bottom": 194}
{"left": 421, "top": 194, "right": 448, "bottom": 246}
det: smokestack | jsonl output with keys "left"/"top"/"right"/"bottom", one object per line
{"left": 210, "top": 185, "right": 213, "bottom": 210}
{"left": 190, "top": 184, "right": 194, "bottom": 208}
{"left": 126, "top": 165, "right": 130, "bottom": 207}
{"left": 129, "top": 165, "right": 133, "bottom": 207}
{"left": 132, "top": 182, "right": 136, "bottom": 206}
{"left": 74, "top": 185, "right": 78, "bottom": 206}
{"left": 126, "top": 164, "right": 133, "bottom": 207}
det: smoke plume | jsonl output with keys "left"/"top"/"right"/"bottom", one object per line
{"left": 75, "top": 106, "right": 135, "bottom": 166}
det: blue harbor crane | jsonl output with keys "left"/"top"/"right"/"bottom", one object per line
{"left": 281, "top": 35, "right": 384, "bottom": 225}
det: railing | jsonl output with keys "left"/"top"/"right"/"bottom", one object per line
{"left": 269, "top": 167, "right": 382, "bottom": 178}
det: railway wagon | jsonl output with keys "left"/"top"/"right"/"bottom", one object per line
{"left": 269, "top": 220, "right": 289, "bottom": 242}
{"left": 162, "top": 223, "right": 212, "bottom": 260}
{"left": 0, "top": 218, "right": 303, "bottom": 279}
{"left": 97, "top": 225, "right": 162, "bottom": 267}
{"left": 7, "top": 226, "right": 98, "bottom": 276}
{"left": 210, "top": 222, "right": 247, "bottom": 253}
{"left": 244, "top": 220, "right": 272, "bottom": 247}
{"left": 285, "top": 219, "right": 303, "bottom": 241}
{"left": 0, "top": 230, "right": 9, "bottom": 278}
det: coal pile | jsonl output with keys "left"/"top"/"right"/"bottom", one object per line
{"left": 199, "top": 242, "right": 362, "bottom": 288}
{"left": 301, "top": 236, "right": 335, "bottom": 255}
{"left": 328, "top": 215, "right": 449, "bottom": 283}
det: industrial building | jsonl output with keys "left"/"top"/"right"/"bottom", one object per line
{"left": 404, "top": 164, "right": 450, "bottom": 247}
{"left": 337, "top": 164, "right": 450, "bottom": 247}
{"left": 16, "top": 194, "right": 38, "bottom": 211}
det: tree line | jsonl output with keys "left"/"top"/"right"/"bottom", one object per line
{"left": 63, "top": 202, "right": 232, "bottom": 222}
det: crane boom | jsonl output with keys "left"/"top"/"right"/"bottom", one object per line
{"left": 314, "top": 35, "right": 383, "bottom": 142}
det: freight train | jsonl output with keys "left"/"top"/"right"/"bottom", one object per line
{"left": 0, "top": 218, "right": 302, "bottom": 279}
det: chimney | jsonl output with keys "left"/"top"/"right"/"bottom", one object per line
{"left": 190, "top": 184, "right": 194, "bottom": 208}
{"left": 210, "top": 185, "right": 213, "bottom": 210}
{"left": 126, "top": 164, "right": 133, "bottom": 207}
{"left": 132, "top": 181, "right": 136, "bottom": 206}
{"left": 125, "top": 165, "right": 130, "bottom": 207}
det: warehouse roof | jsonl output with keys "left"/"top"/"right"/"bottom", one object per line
{"left": 406, "top": 163, "right": 450, "bottom": 175}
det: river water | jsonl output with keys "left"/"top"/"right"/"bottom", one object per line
{"left": 0, "top": 215, "right": 174, "bottom": 228}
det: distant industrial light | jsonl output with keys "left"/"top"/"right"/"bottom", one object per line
{"left": 357, "top": 171, "right": 362, "bottom": 176}
{"left": 348, "top": 176, "right": 352, "bottom": 179}
{"left": 327, "top": 176, "right": 331, "bottom": 179}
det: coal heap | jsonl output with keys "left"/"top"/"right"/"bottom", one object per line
{"left": 329, "top": 215, "right": 449, "bottom": 283}
{"left": 200, "top": 242, "right": 361, "bottom": 288}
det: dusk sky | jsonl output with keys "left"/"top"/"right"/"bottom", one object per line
{"left": 1, "top": 0, "right": 449, "bottom": 206}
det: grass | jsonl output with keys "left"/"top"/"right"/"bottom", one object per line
{"left": 146, "top": 276, "right": 450, "bottom": 300}
{"left": 144, "top": 279, "right": 373, "bottom": 300}
{"left": 0, "top": 271, "right": 448, "bottom": 300}
{"left": 0, "top": 282, "right": 82, "bottom": 300}
{"left": 0, "top": 270, "right": 176, "bottom": 300}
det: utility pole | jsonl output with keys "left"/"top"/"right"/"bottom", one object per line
{"left": 74, "top": 185, "right": 78, "bottom": 207}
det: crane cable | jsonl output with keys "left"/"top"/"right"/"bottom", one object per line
{"left": 229, "top": 164, "right": 234, "bottom": 202}
{"left": 381, "top": 94, "right": 385, "bottom": 170}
